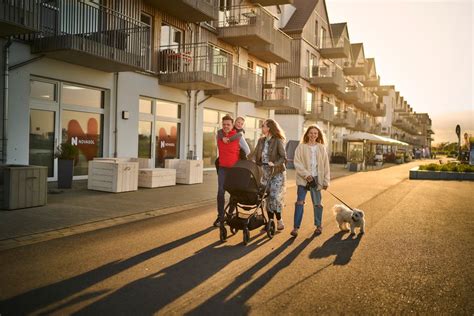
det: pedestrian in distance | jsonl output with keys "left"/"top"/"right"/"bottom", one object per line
{"left": 214, "top": 115, "right": 250, "bottom": 227}
{"left": 248, "top": 119, "right": 287, "bottom": 231}
{"left": 291, "top": 125, "right": 330, "bottom": 237}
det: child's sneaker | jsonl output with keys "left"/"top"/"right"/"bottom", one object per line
{"left": 277, "top": 219, "right": 285, "bottom": 230}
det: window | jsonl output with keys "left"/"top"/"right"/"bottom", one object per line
{"left": 160, "top": 23, "right": 183, "bottom": 48}
{"left": 315, "top": 20, "right": 318, "bottom": 46}
{"left": 245, "top": 116, "right": 264, "bottom": 150}
{"left": 62, "top": 84, "right": 104, "bottom": 108}
{"left": 202, "top": 109, "right": 232, "bottom": 168}
{"left": 319, "top": 27, "right": 326, "bottom": 48}
{"left": 138, "top": 97, "right": 182, "bottom": 167}
{"left": 247, "top": 60, "right": 254, "bottom": 70}
{"left": 306, "top": 90, "right": 314, "bottom": 113}
{"left": 256, "top": 65, "right": 267, "bottom": 83}
{"left": 30, "top": 80, "right": 56, "bottom": 102}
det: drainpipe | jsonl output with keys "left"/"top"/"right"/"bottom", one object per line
{"left": 113, "top": 72, "right": 119, "bottom": 158}
{"left": 2, "top": 38, "right": 12, "bottom": 164}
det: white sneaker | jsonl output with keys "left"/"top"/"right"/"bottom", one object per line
{"left": 277, "top": 219, "right": 285, "bottom": 230}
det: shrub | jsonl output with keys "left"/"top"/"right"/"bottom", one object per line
{"left": 418, "top": 162, "right": 474, "bottom": 172}
{"left": 331, "top": 152, "right": 347, "bottom": 164}
{"left": 55, "top": 142, "right": 79, "bottom": 160}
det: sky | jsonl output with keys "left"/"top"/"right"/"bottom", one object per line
{"left": 326, "top": 0, "right": 473, "bottom": 145}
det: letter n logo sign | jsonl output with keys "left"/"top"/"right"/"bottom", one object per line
{"left": 71, "top": 137, "right": 78, "bottom": 146}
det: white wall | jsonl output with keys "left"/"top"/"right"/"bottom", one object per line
{"left": 275, "top": 114, "right": 305, "bottom": 141}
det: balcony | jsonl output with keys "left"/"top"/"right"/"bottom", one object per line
{"left": 256, "top": 80, "right": 302, "bottom": 110}
{"left": 0, "top": 0, "right": 40, "bottom": 36}
{"left": 32, "top": 0, "right": 150, "bottom": 72}
{"left": 306, "top": 101, "right": 335, "bottom": 123}
{"left": 333, "top": 108, "right": 356, "bottom": 128}
{"left": 145, "top": 0, "right": 218, "bottom": 22}
{"left": 310, "top": 65, "right": 345, "bottom": 95}
{"left": 250, "top": 0, "right": 294, "bottom": 5}
{"left": 343, "top": 84, "right": 364, "bottom": 104}
{"left": 343, "top": 60, "right": 368, "bottom": 76}
{"left": 248, "top": 28, "right": 291, "bottom": 63}
{"left": 158, "top": 43, "right": 232, "bottom": 90}
{"left": 355, "top": 118, "right": 371, "bottom": 132}
{"left": 206, "top": 64, "right": 262, "bottom": 102}
{"left": 217, "top": 5, "right": 274, "bottom": 47}
{"left": 362, "top": 75, "right": 380, "bottom": 87}
{"left": 372, "top": 102, "right": 386, "bottom": 117}
{"left": 371, "top": 123, "right": 382, "bottom": 135}
{"left": 319, "top": 37, "right": 351, "bottom": 59}
{"left": 360, "top": 90, "right": 377, "bottom": 111}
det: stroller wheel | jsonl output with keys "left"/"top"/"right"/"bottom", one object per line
{"left": 219, "top": 227, "right": 227, "bottom": 242}
{"left": 266, "top": 219, "right": 276, "bottom": 239}
{"left": 243, "top": 227, "right": 250, "bottom": 245}
{"left": 230, "top": 227, "right": 238, "bottom": 235}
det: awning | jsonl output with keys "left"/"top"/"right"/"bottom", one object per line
{"left": 343, "top": 132, "right": 410, "bottom": 146}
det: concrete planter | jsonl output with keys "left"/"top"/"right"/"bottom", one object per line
{"left": 409, "top": 167, "right": 474, "bottom": 181}
{"left": 348, "top": 162, "right": 363, "bottom": 172}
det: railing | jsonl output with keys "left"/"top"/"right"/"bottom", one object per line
{"left": 319, "top": 36, "right": 351, "bottom": 58}
{"left": 1, "top": 0, "right": 41, "bottom": 34}
{"left": 231, "top": 64, "right": 262, "bottom": 101}
{"left": 306, "top": 101, "right": 335, "bottom": 122}
{"left": 312, "top": 64, "right": 345, "bottom": 85}
{"left": 34, "top": 0, "right": 150, "bottom": 70}
{"left": 159, "top": 43, "right": 232, "bottom": 79}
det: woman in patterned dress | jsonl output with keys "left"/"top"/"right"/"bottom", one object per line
{"left": 248, "top": 119, "right": 287, "bottom": 230}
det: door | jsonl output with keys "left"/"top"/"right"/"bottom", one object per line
{"left": 29, "top": 109, "right": 58, "bottom": 180}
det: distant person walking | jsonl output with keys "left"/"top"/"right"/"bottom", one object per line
{"left": 215, "top": 115, "right": 250, "bottom": 227}
{"left": 248, "top": 119, "right": 287, "bottom": 230}
{"left": 291, "top": 125, "right": 330, "bottom": 237}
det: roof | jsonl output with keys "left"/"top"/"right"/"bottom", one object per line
{"left": 351, "top": 43, "right": 365, "bottom": 61}
{"left": 330, "top": 23, "right": 346, "bottom": 40}
{"left": 282, "top": 0, "right": 319, "bottom": 33}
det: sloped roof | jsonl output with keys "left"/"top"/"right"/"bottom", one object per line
{"left": 282, "top": 0, "right": 319, "bottom": 33}
{"left": 366, "top": 58, "right": 377, "bottom": 76}
{"left": 330, "top": 23, "right": 347, "bottom": 41}
{"left": 351, "top": 43, "right": 365, "bottom": 61}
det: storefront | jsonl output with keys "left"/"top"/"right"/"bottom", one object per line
{"left": 29, "top": 78, "right": 105, "bottom": 180}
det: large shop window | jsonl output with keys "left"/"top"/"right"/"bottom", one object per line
{"left": 202, "top": 109, "right": 231, "bottom": 168}
{"left": 29, "top": 79, "right": 105, "bottom": 180}
{"left": 138, "top": 98, "right": 181, "bottom": 168}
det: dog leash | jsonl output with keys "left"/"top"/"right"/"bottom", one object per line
{"left": 325, "top": 190, "right": 353, "bottom": 211}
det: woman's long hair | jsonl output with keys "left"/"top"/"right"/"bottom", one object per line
{"left": 301, "top": 125, "right": 325, "bottom": 144}
{"left": 265, "top": 119, "right": 285, "bottom": 140}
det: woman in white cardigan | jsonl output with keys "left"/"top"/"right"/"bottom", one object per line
{"left": 291, "top": 125, "right": 330, "bottom": 237}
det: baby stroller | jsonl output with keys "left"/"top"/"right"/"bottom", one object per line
{"left": 219, "top": 160, "right": 276, "bottom": 245}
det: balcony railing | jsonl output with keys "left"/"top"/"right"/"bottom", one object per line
{"left": 217, "top": 5, "right": 274, "bottom": 47}
{"left": 310, "top": 64, "right": 345, "bottom": 95}
{"left": 360, "top": 89, "right": 377, "bottom": 111}
{"left": 32, "top": 0, "right": 150, "bottom": 72}
{"left": 372, "top": 102, "right": 386, "bottom": 117}
{"left": 343, "top": 83, "right": 364, "bottom": 104}
{"left": 362, "top": 75, "right": 380, "bottom": 87}
{"left": 256, "top": 80, "right": 302, "bottom": 111}
{"left": 343, "top": 60, "right": 368, "bottom": 76}
{"left": 145, "top": 0, "right": 218, "bottom": 22}
{"left": 333, "top": 108, "right": 356, "bottom": 128}
{"left": 371, "top": 123, "right": 382, "bottom": 135}
{"left": 306, "top": 101, "right": 335, "bottom": 123}
{"left": 1, "top": 0, "right": 41, "bottom": 36}
{"left": 206, "top": 64, "right": 262, "bottom": 102}
{"left": 248, "top": 27, "right": 291, "bottom": 63}
{"left": 249, "top": 0, "right": 294, "bottom": 5}
{"left": 158, "top": 43, "right": 232, "bottom": 90}
{"left": 319, "top": 37, "right": 351, "bottom": 59}
{"left": 355, "top": 118, "right": 371, "bottom": 132}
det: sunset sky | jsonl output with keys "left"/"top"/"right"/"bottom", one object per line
{"left": 326, "top": 0, "right": 473, "bottom": 145}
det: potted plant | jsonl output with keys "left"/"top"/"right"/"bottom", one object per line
{"left": 55, "top": 142, "right": 79, "bottom": 189}
{"left": 395, "top": 153, "right": 404, "bottom": 164}
{"left": 348, "top": 149, "right": 363, "bottom": 171}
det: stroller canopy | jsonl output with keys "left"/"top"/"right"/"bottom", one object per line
{"left": 224, "top": 160, "right": 263, "bottom": 194}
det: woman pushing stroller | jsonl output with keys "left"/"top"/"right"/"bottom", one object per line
{"left": 248, "top": 119, "right": 287, "bottom": 231}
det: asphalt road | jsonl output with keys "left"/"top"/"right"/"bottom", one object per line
{"left": 1, "top": 163, "right": 473, "bottom": 315}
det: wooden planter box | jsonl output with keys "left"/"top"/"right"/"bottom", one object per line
{"left": 0, "top": 165, "right": 48, "bottom": 210}
{"left": 138, "top": 168, "right": 176, "bottom": 188}
{"left": 164, "top": 159, "right": 203, "bottom": 184}
{"left": 88, "top": 158, "right": 139, "bottom": 193}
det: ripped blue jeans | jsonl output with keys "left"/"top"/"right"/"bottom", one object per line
{"left": 294, "top": 184, "right": 323, "bottom": 228}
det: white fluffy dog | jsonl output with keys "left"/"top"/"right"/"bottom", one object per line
{"left": 333, "top": 204, "right": 366, "bottom": 234}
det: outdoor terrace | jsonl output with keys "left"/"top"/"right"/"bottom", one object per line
{"left": 343, "top": 60, "right": 369, "bottom": 76}
{"left": 255, "top": 80, "right": 302, "bottom": 111}
{"left": 32, "top": 0, "right": 150, "bottom": 72}
{"left": 310, "top": 64, "right": 345, "bottom": 95}
{"left": 158, "top": 43, "right": 232, "bottom": 90}
{"left": 206, "top": 64, "right": 262, "bottom": 102}
{"left": 217, "top": 5, "right": 274, "bottom": 47}
{"left": 319, "top": 37, "right": 351, "bottom": 59}
{"left": 0, "top": 0, "right": 40, "bottom": 36}
{"left": 343, "top": 83, "right": 364, "bottom": 104}
{"left": 248, "top": 27, "right": 291, "bottom": 63}
{"left": 144, "top": 0, "right": 218, "bottom": 22}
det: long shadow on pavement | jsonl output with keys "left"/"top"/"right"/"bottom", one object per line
{"left": 309, "top": 231, "right": 363, "bottom": 265}
{"left": 72, "top": 234, "right": 270, "bottom": 315}
{"left": 187, "top": 235, "right": 317, "bottom": 315}
{"left": 0, "top": 227, "right": 215, "bottom": 315}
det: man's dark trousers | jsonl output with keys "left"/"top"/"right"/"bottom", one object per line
{"left": 217, "top": 166, "right": 230, "bottom": 220}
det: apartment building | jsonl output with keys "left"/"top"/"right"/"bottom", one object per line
{"left": 0, "top": 0, "right": 432, "bottom": 182}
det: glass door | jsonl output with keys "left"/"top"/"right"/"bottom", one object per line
{"left": 29, "top": 109, "right": 58, "bottom": 180}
